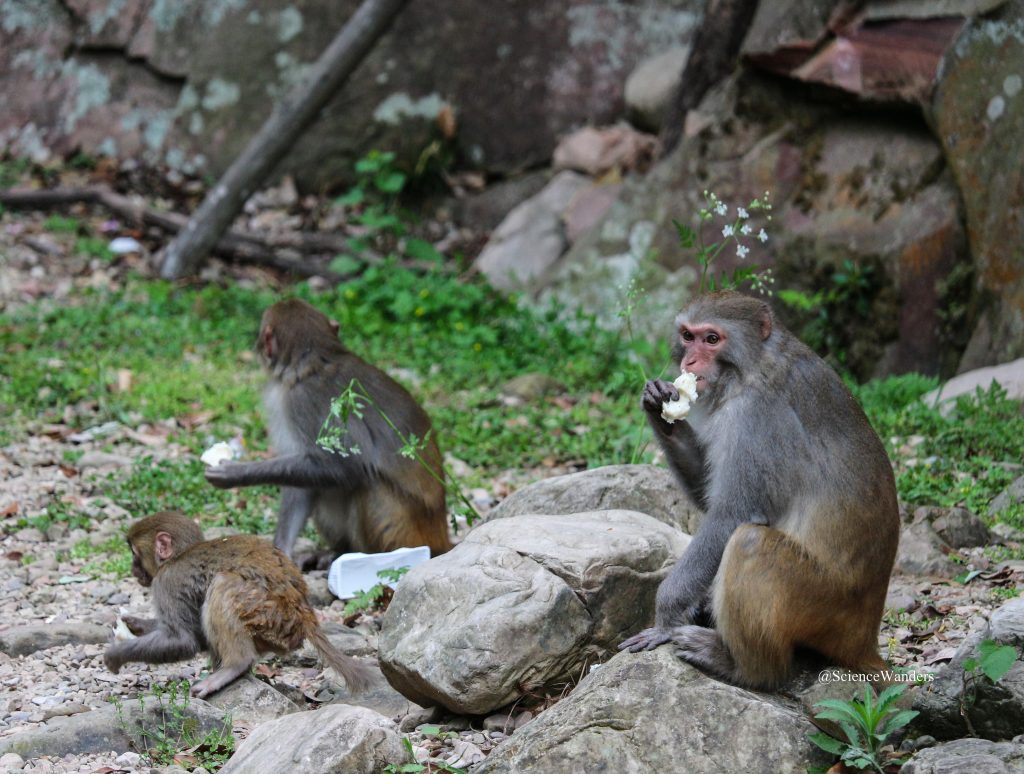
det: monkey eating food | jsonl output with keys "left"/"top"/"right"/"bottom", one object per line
{"left": 620, "top": 290, "right": 899, "bottom": 689}
{"left": 205, "top": 298, "right": 452, "bottom": 566}
{"left": 105, "top": 511, "right": 371, "bottom": 698}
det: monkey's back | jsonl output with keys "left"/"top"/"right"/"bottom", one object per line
{"left": 161, "top": 535, "right": 317, "bottom": 652}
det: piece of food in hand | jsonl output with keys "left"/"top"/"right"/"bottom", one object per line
{"left": 661, "top": 371, "right": 699, "bottom": 423}
{"left": 200, "top": 442, "right": 235, "bottom": 467}
{"left": 112, "top": 618, "right": 137, "bottom": 641}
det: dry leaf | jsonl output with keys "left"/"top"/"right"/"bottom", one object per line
{"left": 115, "top": 368, "right": 133, "bottom": 393}
{"left": 0, "top": 502, "right": 18, "bottom": 518}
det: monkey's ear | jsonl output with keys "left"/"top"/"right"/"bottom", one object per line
{"left": 154, "top": 532, "right": 175, "bottom": 562}
{"left": 261, "top": 326, "right": 276, "bottom": 359}
{"left": 757, "top": 307, "right": 773, "bottom": 341}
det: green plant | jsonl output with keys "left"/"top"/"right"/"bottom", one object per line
{"left": 318, "top": 378, "right": 481, "bottom": 527}
{"left": 383, "top": 733, "right": 469, "bottom": 774}
{"left": 673, "top": 190, "right": 773, "bottom": 294}
{"left": 113, "top": 680, "right": 234, "bottom": 770}
{"left": 343, "top": 567, "right": 410, "bottom": 616}
{"left": 960, "top": 638, "right": 1019, "bottom": 735}
{"left": 75, "top": 235, "right": 115, "bottom": 261}
{"left": 43, "top": 214, "right": 81, "bottom": 233}
{"left": 808, "top": 685, "right": 917, "bottom": 772}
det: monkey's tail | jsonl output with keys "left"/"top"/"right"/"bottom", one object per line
{"left": 306, "top": 626, "right": 373, "bottom": 694}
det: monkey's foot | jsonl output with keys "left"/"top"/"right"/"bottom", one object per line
{"left": 671, "top": 625, "right": 735, "bottom": 680}
{"left": 618, "top": 626, "right": 673, "bottom": 652}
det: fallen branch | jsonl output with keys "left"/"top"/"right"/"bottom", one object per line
{"left": 161, "top": 0, "right": 412, "bottom": 279}
{"left": 0, "top": 185, "right": 350, "bottom": 280}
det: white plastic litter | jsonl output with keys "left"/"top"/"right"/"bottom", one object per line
{"left": 200, "top": 442, "right": 235, "bottom": 467}
{"left": 109, "top": 237, "right": 143, "bottom": 254}
{"left": 327, "top": 545, "right": 431, "bottom": 599}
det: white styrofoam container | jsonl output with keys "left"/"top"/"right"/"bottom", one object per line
{"left": 327, "top": 545, "right": 431, "bottom": 599}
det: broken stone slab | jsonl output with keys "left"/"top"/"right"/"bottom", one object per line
{"left": 221, "top": 704, "right": 407, "bottom": 774}
{"left": 895, "top": 522, "right": 961, "bottom": 578}
{"left": 0, "top": 623, "right": 112, "bottom": 657}
{"left": 624, "top": 46, "right": 691, "bottom": 131}
{"left": 901, "top": 738, "right": 1024, "bottom": 773}
{"left": 923, "top": 358, "right": 1024, "bottom": 415}
{"left": 476, "top": 649, "right": 832, "bottom": 773}
{"left": 0, "top": 695, "right": 229, "bottom": 759}
{"left": 206, "top": 675, "right": 301, "bottom": 727}
{"left": 379, "top": 510, "right": 688, "bottom": 714}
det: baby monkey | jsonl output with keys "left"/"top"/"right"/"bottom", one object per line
{"left": 105, "top": 511, "right": 371, "bottom": 698}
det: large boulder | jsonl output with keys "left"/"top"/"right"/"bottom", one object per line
{"left": 221, "top": 704, "right": 407, "bottom": 774}
{"left": 378, "top": 510, "right": 688, "bottom": 714}
{"left": 476, "top": 648, "right": 831, "bottom": 773}
{"left": 0, "top": 0, "right": 704, "bottom": 187}
{"left": 487, "top": 463, "right": 703, "bottom": 535}
{"left": 932, "top": 0, "right": 1024, "bottom": 371}
{"left": 532, "top": 72, "right": 974, "bottom": 379}
{"left": 902, "top": 738, "right": 1024, "bottom": 773}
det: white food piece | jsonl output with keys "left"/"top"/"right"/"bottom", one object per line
{"left": 200, "top": 441, "right": 235, "bottom": 467}
{"left": 112, "top": 618, "right": 136, "bottom": 641}
{"left": 661, "top": 371, "right": 699, "bottom": 423}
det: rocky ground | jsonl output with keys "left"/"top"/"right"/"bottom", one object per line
{"left": 2, "top": 183, "right": 1023, "bottom": 773}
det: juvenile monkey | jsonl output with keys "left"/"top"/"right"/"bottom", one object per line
{"left": 620, "top": 290, "right": 899, "bottom": 689}
{"left": 105, "top": 511, "right": 371, "bottom": 698}
{"left": 205, "top": 299, "right": 451, "bottom": 565}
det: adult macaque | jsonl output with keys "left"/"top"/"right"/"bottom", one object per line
{"left": 105, "top": 511, "right": 371, "bottom": 698}
{"left": 205, "top": 299, "right": 451, "bottom": 565}
{"left": 620, "top": 290, "right": 899, "bottom": 689}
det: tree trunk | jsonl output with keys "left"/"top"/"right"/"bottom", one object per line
{"left": 160, "top": 0, "right": 411, "bottom": 280}
{"left": 660, "top": 0, "right": 760, "bottom": 156}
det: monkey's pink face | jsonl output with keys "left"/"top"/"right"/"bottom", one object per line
{"left": 678, "top": 324, "right": 725, "bottom": 393}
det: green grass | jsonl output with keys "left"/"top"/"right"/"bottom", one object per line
{"left": 2, "top": 267, "right": 1023, "bottom": 537}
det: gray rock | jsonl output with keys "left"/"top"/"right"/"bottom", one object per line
{"left": 76, "top": 451, "right": 132, "bottom": 470}
{"left": 912, "top": 597, "right": 1024, "bottom": 740}
{"left": 474, "top": 171, "right": 590, "bottom": 292}
{"left": 499, "top": 373, "right": 566, "bottom": 401}
{"left": 914, "top": 506, "right": 992, "bottom": 549}
{"left": 0, "top": 696, "right": 229, "bottom": 759}
{"left": 379, "top": 510, "right": 688, "bottom": 714}
{"left": 452, "top": 172, "right": 551, "bottom": 231}
{"left": 205, "top": 676, "right": 301, "bottom": 727}
{"left": 221, "top": 704, "right": 407, "bottom": 774}
{"left": 487, "top": 464, "right": 702, "bottom": 536}
{"left": 477, "top": 649, "right": 831, "bottom": 773}
{"left": 625, "top": 46, "right": 691, "bottom": 131}
{"left": 895, "top": 522, "right": 960, "bottom": 578}
{"left": 902, "top": 738, "right": 1024, "bottom": 773}
{"left": 990, "top": 475, "right": 1024, "bottom": 517}
{"left": 924, "top": 359, "right": 1024, "bottom": 416}
{"left": 0, "top": 623, "right": 111, "bottom": 657}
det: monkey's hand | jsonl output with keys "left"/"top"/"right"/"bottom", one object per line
{"left": 204, "top": 462, "right": 243, "bottom": 488}
{"left": 642, "top": 379, "right": 680, "bottom": 430}
{"left": 618, "top": 626, "right": 673, "bottom": 653}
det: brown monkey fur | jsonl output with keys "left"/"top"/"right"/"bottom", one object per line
{"left": 620, "top": 290, "right": 899, "bottom": 689}
{"left": 205, "top": 298, "right": 451, "bottom": 564}
{"left": 105, "top": 511, "right": 371, "bottom": 698}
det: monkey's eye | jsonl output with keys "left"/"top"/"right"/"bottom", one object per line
{"left": 681, "top": 330, "right": 695, "bottom": 342}
{"left": 706, "top": 332, "right": 721, "bottom": 345}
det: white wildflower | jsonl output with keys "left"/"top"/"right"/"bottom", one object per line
{"left": 741, "top": 223, "right": 752, "bottom": 235}
{"left": 737, "top": 207, "right": 749, "bottom": 219}
{"left": 737, "top": 244, "right": 749, "bottom": 259}
{"left": 722, "top": 224, "right": 734, "bottom": 237}
{"left": 715, "top": 202, "right": 727, "bottom": 216}
{"left": 757, "top": 228, "right": 769, "bottom": 243}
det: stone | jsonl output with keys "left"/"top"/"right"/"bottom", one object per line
{"left": 0, "top": 623, "right": 111, "bottom": 657}
{"left": 912, "top": 597, "right": 1024, "bottom": 740}
{"left": 913, "top": 506, "right": 992, "bottom": 549}
{"left": 451, "top": 172, "right": 551, "bottom": 231}
{"left": 924, "top": 359, "right": 1024, "bottom": 415}
{"left": 205, "top": 676, "right": 301, "bottom": 727}
{"left": 552, "top": 125, "right": 659, "bottom": 177}
{"left": 499, "top": 373, "right": 566, "bottom": 401}
{"left": 476, "top": 649, "right": 831, "bottom": 773}
{"left": 624, "top": 46, "right": 691, "bottom": 131}
{"left": 563, "top": 182, "right": 623, "bottom": 245}
{"left": 990, "top": 475, "right": 1024, "bottom": 517}
{"left": 474, "top": 171, "right": 589, "bottom": 292}
{"left": 933, "top": 2, "right": 1024, "bottom": 370}
{"left": 221, "top": 704, "right": 407, "bottom": 774}
{"left": 487, "top": 464, "right": 703, "bottom": 536}
{"left": 0, "top": 696, "right": 228, "bottom": 759}
{"left": 895, "top": 522, "right": 960, "bottom": 578}
{"left": 379, "top": 510, "right": 688, "bottom": 714}
{"left": 901, "top": 738, "right": 1024, "bottom": 773}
